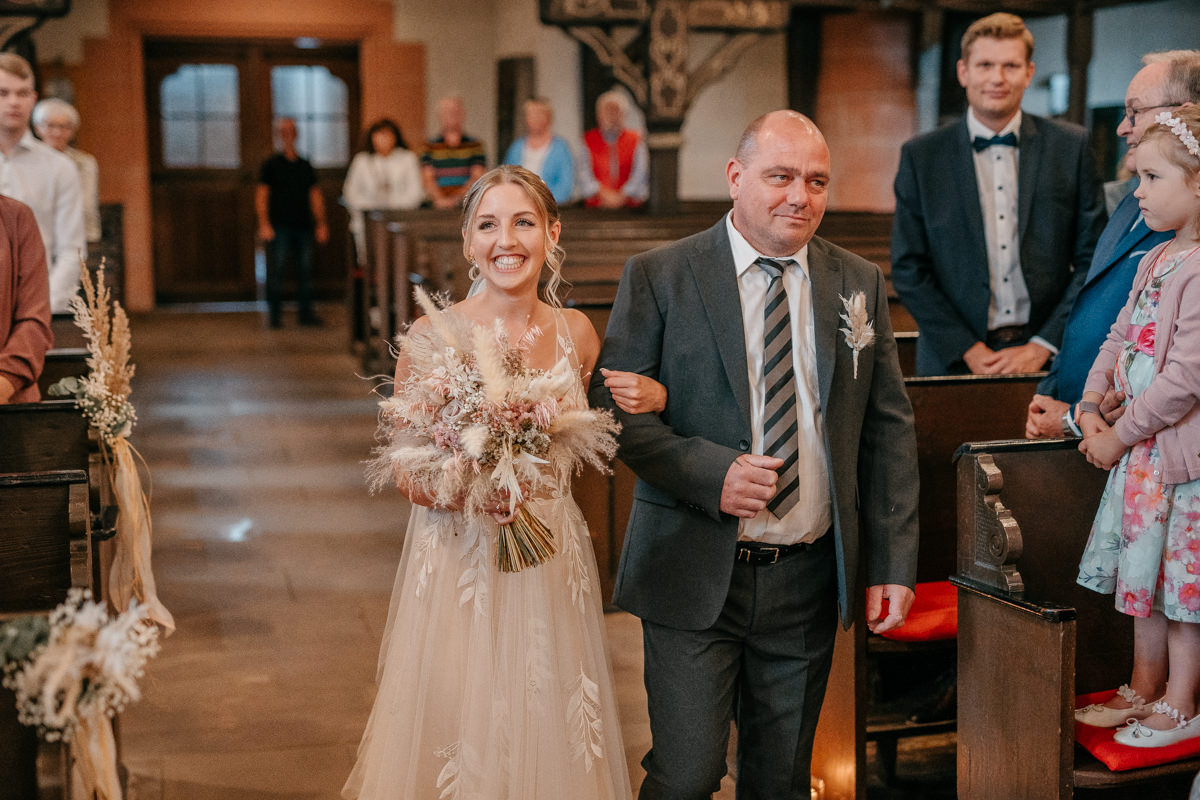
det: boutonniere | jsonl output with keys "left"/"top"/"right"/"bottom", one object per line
{"left": 838, "top": 291, "right": 875, "bottom": 379}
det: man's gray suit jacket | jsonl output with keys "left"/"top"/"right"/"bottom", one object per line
{"left": 589, "top": 219, "right": 919, "bottom": 631}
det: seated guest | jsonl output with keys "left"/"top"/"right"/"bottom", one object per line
{"left": 0, "top": 194, "right": 52, "bottom": 404}
{"left": 578, "top": 90, "right": 649, "bottom": 209}
{"left": 343, "top": 118, "right": 424, "bottom": 264}
{"left": 890, "top": 13, "right": 1105, "bottom": 376}
{"left": 0, "top": 54, "right": 85, "bottom": 314}
{"left": 503, "top": 97, "right": 574, "bottom": 205}
{"left": 33, "top": 97, "right": 101, "bottom": 245}
{"left": 1027, "top": 50, "right": 1199, "bottom": 438}
{"left": 421, "top": 95, "right": 486, "bottom": 210}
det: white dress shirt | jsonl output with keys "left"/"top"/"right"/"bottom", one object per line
{"left": 0, "top": 133, "right": 86, "bottom": 313}
{"left": 726, "top": 213, "right": 832, "bottom": 545}
{"left": 966, "top": 109, "right": 1031, "bottom": 333}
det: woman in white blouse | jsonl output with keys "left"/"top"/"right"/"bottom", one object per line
{"left": 343, "top": 118, "right": 424, "bottom": 264}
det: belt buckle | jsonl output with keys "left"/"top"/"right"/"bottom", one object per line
{"left": 764, "top": 546, "right": 780, "bottom": 565}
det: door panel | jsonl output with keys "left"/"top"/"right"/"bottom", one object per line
{"left": 146, "top": 39, "right": 359, "bottom": 304}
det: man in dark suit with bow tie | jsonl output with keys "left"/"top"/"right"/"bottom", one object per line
{"left": 1027, "top": 50, "right": 1200, "bottom": 438}
{"left": 591, "top": 110, "right": 918, "bottom": 799}
{"left": 891, "top": 12, "right": 1107, "bottom": 376}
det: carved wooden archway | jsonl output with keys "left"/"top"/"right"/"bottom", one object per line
{"left": 541, "top": 0, "right": 789, "bottom": 213}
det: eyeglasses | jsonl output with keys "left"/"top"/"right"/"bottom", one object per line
{"left": 1123, "top": 102, "right": 1182, "bottom": 127}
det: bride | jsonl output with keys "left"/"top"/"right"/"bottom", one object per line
{"left": 343, "top": 165, "right": 664, "bottom": 799}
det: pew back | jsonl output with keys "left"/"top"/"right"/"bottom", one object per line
{"left": 954, "top": 440, "right": 1199, "bottom": 799}
{"left": 0, "top": 469, "right": 90, "bottom": 615}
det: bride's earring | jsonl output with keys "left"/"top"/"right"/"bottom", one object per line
{"left": 468, "top": 254, "right": 480, "bottom": 282}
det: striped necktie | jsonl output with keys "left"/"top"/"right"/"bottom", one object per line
{"left": 756, "top": 257, "right": 800, "bottom": 518}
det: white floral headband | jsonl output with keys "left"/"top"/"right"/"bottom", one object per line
{"left": 1155, "top": 110, "right": 1200, "bottom": 158}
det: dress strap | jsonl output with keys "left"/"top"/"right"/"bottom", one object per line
{"left": 551, "top": 307, "right": 581, "bottom": 374}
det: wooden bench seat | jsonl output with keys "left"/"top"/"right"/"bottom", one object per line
{"left": 954, "top": 440, "right": 1200, "bottom": 799}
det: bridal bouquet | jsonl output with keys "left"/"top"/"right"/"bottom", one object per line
{"left": 368, "top": 288, "right": 620, "bottom": 572}
{"left": 1, "top": 589, "right": 159, "bottom": 800}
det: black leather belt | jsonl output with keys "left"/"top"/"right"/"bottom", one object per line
{"left": 987, "top": 323, "right": 1031, "bottom": 347}
{"left": 735, "top": 540, "right": 811, "bottom": 566}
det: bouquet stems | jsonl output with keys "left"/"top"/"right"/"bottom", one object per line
{"left": 496, "top": 507, "right": 557, "bottom": 573}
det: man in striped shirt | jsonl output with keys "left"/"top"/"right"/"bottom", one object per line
{"left": 421, "top": 95, "right": 486, "bottom": 210}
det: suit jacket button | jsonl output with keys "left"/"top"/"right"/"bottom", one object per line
{"left": 738, "top": 440, "right": 750, "bottom": 451}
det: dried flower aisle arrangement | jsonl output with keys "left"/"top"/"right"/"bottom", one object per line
{"left": 48, "top": 261, "right": 174, "bottom": 633}
{"left": 1, "top": 590, "right": 160, "bottom": 800}
{"left": 367, "top": 287, "right": 620, "bottom": 572}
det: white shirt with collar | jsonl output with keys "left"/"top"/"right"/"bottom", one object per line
{"left": 0, "top": 132, "right": 86, "bottom": 313}
{"left": 966, "top": 109, "right": 1036, "bottom": 336}
{"left": 726, "top": 213, "right": 832, "bottom": 546}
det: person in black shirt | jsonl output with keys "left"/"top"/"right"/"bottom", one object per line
{"left": 255, "top": 117, "right": 329, "bottom": 327}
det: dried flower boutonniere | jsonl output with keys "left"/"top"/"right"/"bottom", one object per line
{"left": 838, "top": 291, "right": 875, "bottom": 379}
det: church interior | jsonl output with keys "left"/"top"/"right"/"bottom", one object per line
{"left": 4, "top": 0, "right": 1200, "bottom": 798}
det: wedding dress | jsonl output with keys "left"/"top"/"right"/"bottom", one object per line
{"left": 343, "top": 314, "right": 632, "bottom": 800}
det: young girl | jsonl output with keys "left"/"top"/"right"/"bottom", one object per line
{"left": 1073, "top": 105, "right": 1200, "bottom": 748}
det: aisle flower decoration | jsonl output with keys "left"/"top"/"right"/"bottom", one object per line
{"left": 48, "top": 261, "right": 174, "bottom": 634}
{"left": 1, "top": 590, "right": 160, "bottom": 800}
{"left": 367, "top": 287, "right": 620, "bottom": 572}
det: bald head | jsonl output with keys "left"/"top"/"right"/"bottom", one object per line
{"left": 734, "top": 110, "right": 826, "bottom": 164}
{"left": 727, "top": 110, "right": 831, "bottom": 256}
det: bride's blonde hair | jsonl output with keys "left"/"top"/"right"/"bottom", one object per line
{"left": 461, "top": 165, "right": 567, "bottom": 307}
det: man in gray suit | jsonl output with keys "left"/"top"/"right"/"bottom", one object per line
{"left": 590, "top": 111, "right": 919, "bottom": 799}
{"left": 891, "top": 12, "right": 1106, "bottom": 376}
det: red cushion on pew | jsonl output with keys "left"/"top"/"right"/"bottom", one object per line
{"left": 878, "top": 580, "right": 958, "bottom": 642}
{"left": 1075, "top": 689, "right": 1200, "bottom": 771}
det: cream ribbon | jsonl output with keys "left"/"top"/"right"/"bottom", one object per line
{"left": 107, "top": 438, "right": 175, "bottom": 634}
{"left": 71, "top": 709, "right": 122, "bottom": 800}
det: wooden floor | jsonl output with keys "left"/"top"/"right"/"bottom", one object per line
{"left": 114, "top": 303, "right": 952, "bottom": 799}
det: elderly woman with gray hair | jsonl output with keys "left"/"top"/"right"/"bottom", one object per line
{"left": 34, "top": 97, "right": 101, "bottom": 244}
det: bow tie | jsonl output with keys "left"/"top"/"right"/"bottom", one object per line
{"left": 972, "top": 132, "right": 1018, "bottom": 152}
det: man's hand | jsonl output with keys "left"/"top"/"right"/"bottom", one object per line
{"left": 965, "top": 341, "right": 1049, "bottom": 374}
{"left": 987, "top": 342, "right": 1051, "bottom": 374}
{"left": 866, "top": 584, "right": 915, "bottom": 634}
{"left": 257, "top": 222, "right": 274, "bottom": 243}
{"left": 719, "top": 454, "right": 783, "bottom": 518}
{"left": 315, "top": 220, "right": 330, "bottom": 245}
{"left": 601, "top": 368, "right": 666, "bottom": 414}
{"left": 1026, "top": 393, "right": 1071, "bottom": 439}
{"left": 1099, "top": 371, "right": 1127, "bottom": 425}
{"left": 0, "top": 375, "right": 15, "bottom": 404}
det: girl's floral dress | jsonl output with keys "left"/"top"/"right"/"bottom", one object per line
{"left": 1077, "top": 249, "right": 1200, "bottom": 622}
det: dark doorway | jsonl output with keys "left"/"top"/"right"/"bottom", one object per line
{"left": 145, "top": 38, "right": 359, "bottom": 304}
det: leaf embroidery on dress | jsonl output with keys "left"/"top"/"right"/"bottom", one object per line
{"left": 456, "top": 519, "right": 490, "bottom": 617}
{"left": 526, "top": 618, "right": 552, "bottom": 701}
{"left": 412, "top": 522, "right": 439, "bottom": 599}
{"left": 434, "top": 741, "right": 463, "bottom": 799}
{"left": 563, "top": 526, "right": 592, "bottom": 609}
{"left": 567, "top": 662, "right": 605, "bottom": 772}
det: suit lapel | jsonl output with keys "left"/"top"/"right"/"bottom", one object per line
{"left": 807, "top": 238, "right": 843, "bottom": 412}
{"left": 1086, "top": 191, "right": 1150, "bottom": 283}
{"left": 691, "top": 223, "right": 753, "bottom": 422}
{"left": 953, "top": 120, "right": 988, "bottom": 259}
{"left": 1017, "top": 115, "right": 1040, "bottom": 244}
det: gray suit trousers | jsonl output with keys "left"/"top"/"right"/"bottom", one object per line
{"left": 638, "top": 535, "right": 838, "bottom": 800}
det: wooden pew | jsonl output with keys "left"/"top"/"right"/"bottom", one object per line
{"left": 37, "top": 347, "right": 90, "bottom": 398}
{"left": 0, "top": 468, "right": 91, "bottom": 800}
{"left": 810, "top": 372, "right": 1043, "bottom": 799}
{"left": 0, "top": 400, "right": 116, "bottom": 598}
{"left": 954, "top": 440, "right": 1200, "bottom": 799}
